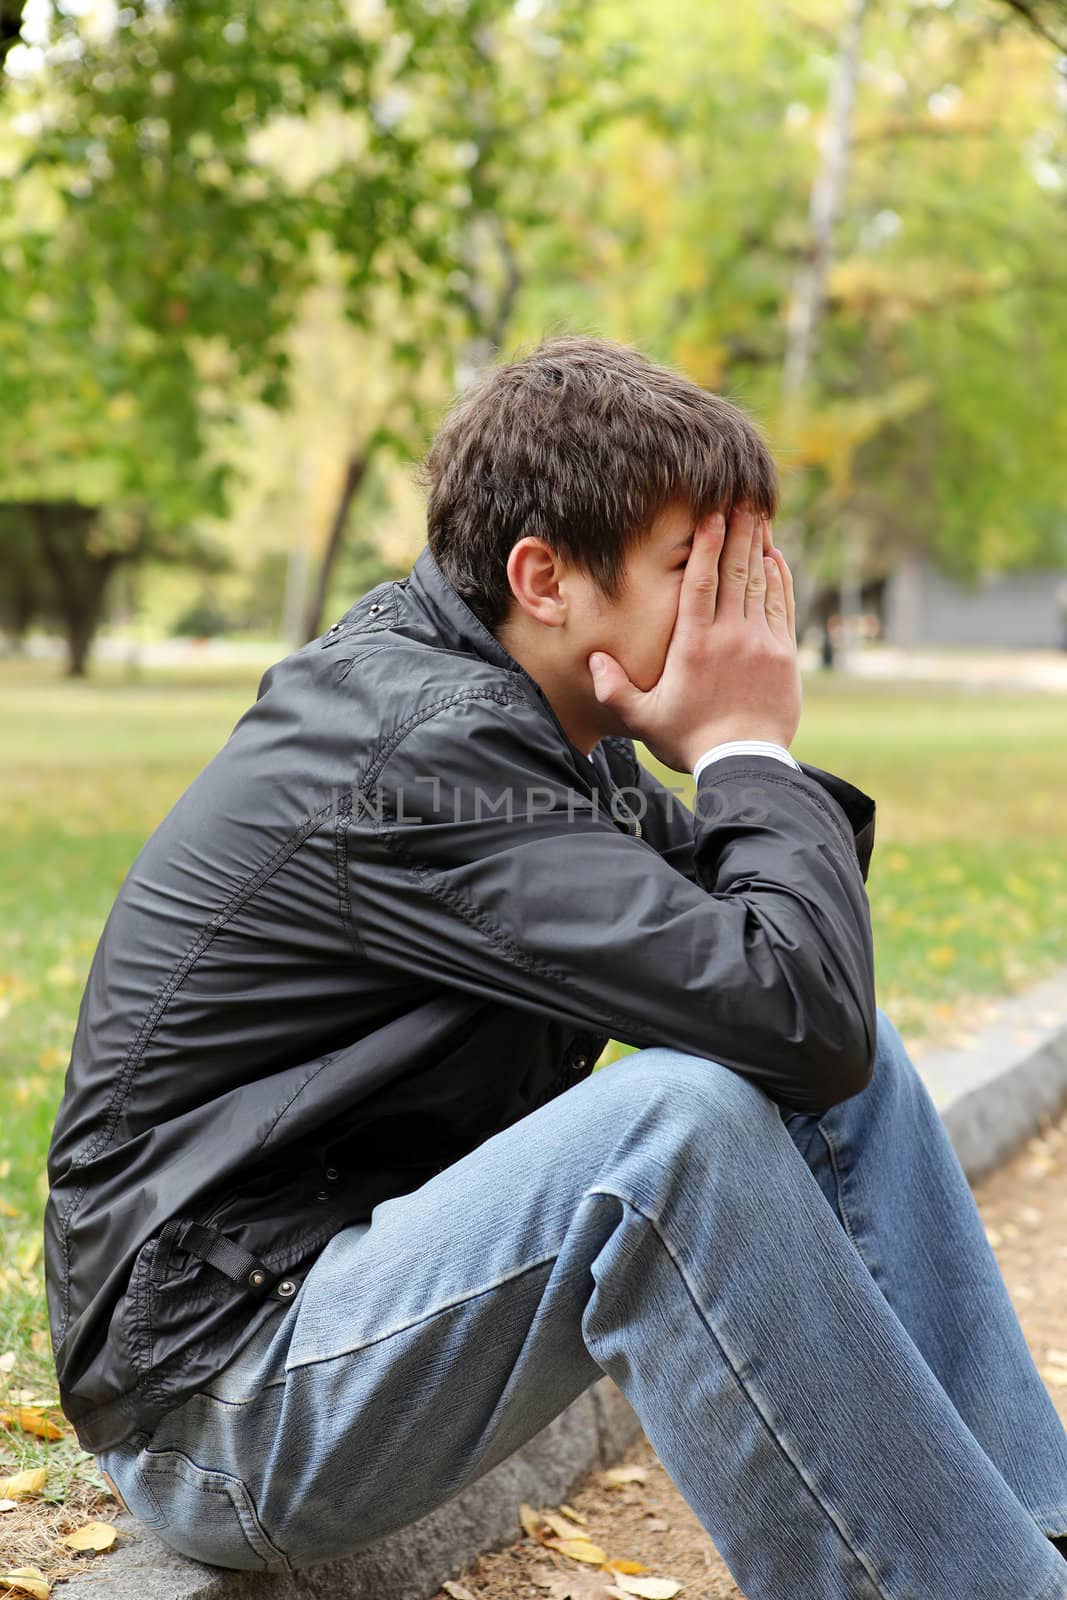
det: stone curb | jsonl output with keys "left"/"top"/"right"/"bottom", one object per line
{"left": 52, "top": 970, "right": 1067, "bottom": 1599}
{"left": 912, "top": 967, "right": 1067, "bottom": 1185}
{"left": 51, "top": 1378, "right": 644, "bottom": 1600}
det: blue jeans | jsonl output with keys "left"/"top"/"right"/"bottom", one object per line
{"left": 97, "top": 1006, "right": 1067, "bottom": 1599}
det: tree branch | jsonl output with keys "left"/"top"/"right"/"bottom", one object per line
{"left": 993, "top": 0, "right": 1067, "bottom": 54}
{"left": 1, "top": 0, "right": 24, "bottom": 71}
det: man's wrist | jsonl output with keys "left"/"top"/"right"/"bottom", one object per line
{"left": 684, "top": 730, "right": 795, "bottom": 770}
{"left": 692, "top": 740, "right": 802, "bottom": 782}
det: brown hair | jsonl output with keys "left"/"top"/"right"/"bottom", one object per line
{"left": 422, "top": 334, "right": 779, "bottom": 630}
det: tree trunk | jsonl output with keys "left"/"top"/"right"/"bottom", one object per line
{"left": 29, "top": 500, "right": 120, "bottom": 677}
{"left": 776, "top": 0, "right": 872, "bottom": 641}
{"left": 4, "top": 580, "right": 37, "bottom": 653}
{"left": 301, "top": 452, "right": 369, "bottom": 644}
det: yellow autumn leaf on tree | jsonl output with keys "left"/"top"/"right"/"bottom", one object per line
{"left": 0, "top": 1567, "right": 50, "bottom": 1599}
{"left": 0, "top": 1468, "right": 47, "bottom": 1498}
{"left": 60, "top": 1521, "right": 118, "bottom": 1552}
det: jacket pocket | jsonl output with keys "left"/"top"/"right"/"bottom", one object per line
{"left": 118, "top": 1173, "right": 338, "bottom": 1408}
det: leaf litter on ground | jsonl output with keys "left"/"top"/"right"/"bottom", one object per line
{"left": 516, "top": 1498, "right": 681, "bottom": 1598}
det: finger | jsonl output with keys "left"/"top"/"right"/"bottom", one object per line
{"left": 743, "top": 514, "right": 767, "bottom": 619}
{"left": 588, "top": 650, "right": 640, "bottom": 718}
{"left": 762, "top": 556, "right": 791, "bottom": 642}
{"left": 770, "top": 546, "right": 796, "bottom": 644}
{"left": 714, "top": 503, "right": 758, "bottom": 623}
{"left": 672, "top": 511, "right": 726, "bottom": 649}
{"left": 762, "top": 516, "right": 774, "bottom": 557}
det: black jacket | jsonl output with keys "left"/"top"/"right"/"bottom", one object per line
{"left": 44, "top": 543, "right": 878, "bottom": 1454}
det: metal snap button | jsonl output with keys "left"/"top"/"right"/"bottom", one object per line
{"left": 315, "top": 1190, "right": 329, "bottom": 1201}
{"left": 368, "top": 604, "right": 381, "bottom": 615}
{"left": 248, "top": 1268, "right": 268, "bottom": 1289}
{"left": 572, "top": 1055, "right": 588, "bottom": 1071}
{"left": 324, "top": 1167, "right": 339, "bottom": 1182}
{"left": 276, "top": 1279, "right": 297, "bottom": 1298}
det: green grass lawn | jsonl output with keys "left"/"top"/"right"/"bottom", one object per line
{"left": 1, "top": 656, "right": 1065, "bottom": 1496}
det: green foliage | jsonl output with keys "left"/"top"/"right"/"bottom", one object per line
{"left": 0, "top": 0, "right": 617, "bottom": 521}
{"left": 510, "top": 0, "right": 1067, "bottom": 584}
{"left": 171, "top": 597, "right": 231, "bottom": 638}
{"left": 1, "top": 0, "right": 1064, "bottom": 624}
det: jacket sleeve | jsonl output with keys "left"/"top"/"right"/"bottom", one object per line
{"left": 615, "top": 739, "right": 877, "bottom": 889}
{"left": 346, "top": 690, "right": 878, "bottom": 1114}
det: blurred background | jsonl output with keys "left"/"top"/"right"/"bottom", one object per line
{"left": 1, "top": 0, "right": 1067, "bottom": 1534}
{"left": 2, "top": 0, "right": 1067, "bottom": 668}
{"left": 2, "top": 0, "right": 1067, "bottom": 1196}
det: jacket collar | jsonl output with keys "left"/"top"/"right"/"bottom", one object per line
{"left": 404, "top": 544, "right": 603, "bottom": 780}
{"left": 406, "top": 544, "right": 520, "bottom": 675}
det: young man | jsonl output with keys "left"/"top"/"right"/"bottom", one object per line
{"left": 45, "top": 338, "right": 1067, "bottom": 1599}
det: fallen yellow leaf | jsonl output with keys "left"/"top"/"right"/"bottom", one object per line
{"left": 60, "top": 1521, "right": 118, "bottom": 1552}
{"left": 1041, "top": 1364, "right": 1067, "bottom": 1388}
{"left": 14, "top": 1238, "right": 41, "bottom": 1273}
{"left": 0, "top": 1468, "right": 47, "bottom": 1499}
{"left": 543, "top": 1536, "right": 608, "bottom": 1564}
{"left": 559, "top": 1503, "right": 588, "bottom": 1525}
{"left": 603, "top": 1559, "right": 649, "bottom": 1575}
{"left": 521, "top": 1502, "right": 552, "bottom": 1539}
{"left": 601, "top": 1466, "right": 647, "bottom": 1487}
{"left": 0, "top": 1406, "right": 65, "bottom": 1441}
{"left": 606, "top": 1576, "right": 683, "bottom": 1599}
{"left": 0, "top": 1567, "right": 50, "bottom": 1599}
{"left": 541, "top": 1509, "right": 595, "bottom": 1541}
{"left": 530, "top": 1568, "right": 620, "bottom": 1600}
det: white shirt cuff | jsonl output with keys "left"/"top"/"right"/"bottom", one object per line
{"left": 693, "top": 740, "right": 802, "bottom": 782}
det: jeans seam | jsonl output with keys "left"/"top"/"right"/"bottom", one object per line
{"left": 195, "top": 1373, "right": 289, "bottom": 1408}
{"left": 816, "top": 1116, "right": 863, "bottom": 1255}
{"left": 285, "top": 1249, "right": 561, "bottom": 1373}
{"left": 140, "top": 1451, "right": 293, "bottom": 1572}
{"left": 584, "top": 1185, "right": 890, "bottom": 1599}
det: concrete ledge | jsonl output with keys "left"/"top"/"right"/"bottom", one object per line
{"left": 915, "top": 968, "right": 1067, "bottom": 1185}
{"left": 52, "top": 1376, "right": 643, "bottom": 1599}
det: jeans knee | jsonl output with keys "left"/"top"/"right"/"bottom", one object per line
{"left": 583, "top": 1048, "right": 788, "bottom": 1231}
{"left": 866, "top": 1005, "right": 924, "bottom": 1109}
{"left": 601, "top": 1045, "right": 780, "bottom": 1140}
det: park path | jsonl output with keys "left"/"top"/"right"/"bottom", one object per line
{"left": 433, "top": 1093, "right": 1067, "bottom": 1600}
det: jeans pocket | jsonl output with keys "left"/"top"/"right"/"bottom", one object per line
{"left": 130, "top": 1446, "right": 291, "bottom": 1572}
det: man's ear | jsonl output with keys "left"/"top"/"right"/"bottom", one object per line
{"left": 505, "top": 536, "right": 568, "bottom": 629}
